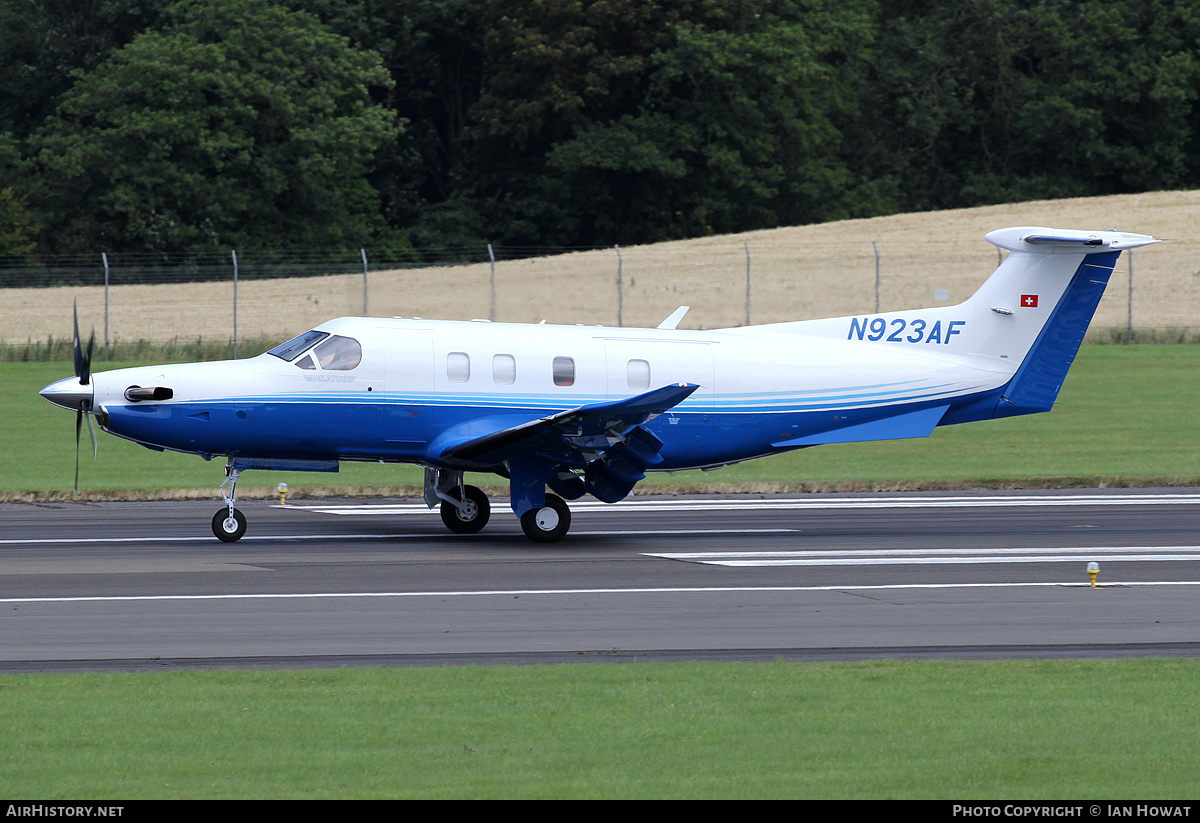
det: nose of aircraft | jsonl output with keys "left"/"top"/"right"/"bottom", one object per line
{"left": 40, "top": 376, "right": 93, "bottom": 412}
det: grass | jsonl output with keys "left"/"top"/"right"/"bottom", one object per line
{"left": 1, "top": 659, "right": 1197, "bottom": 799}
{"left": 6, "top": 344, "right": 1199, "bottom": 498}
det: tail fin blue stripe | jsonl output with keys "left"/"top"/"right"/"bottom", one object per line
{"left": 995, "top": 250, "right": 1119, "bottom": 417}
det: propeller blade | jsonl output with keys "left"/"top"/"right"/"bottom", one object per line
{"left": 74, "top": 408, "right": 82, "bottom": 494}
{"left": 72, "top": 299, "right": 92, "bottom": 386}
{"left": 85, "top": 403, "right": 97, "bottom": 460}
{"left": 85, "top": 327, "right": 94, "bottom": 386}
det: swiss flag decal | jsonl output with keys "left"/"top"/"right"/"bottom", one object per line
{"left": 1021, "top": 294, "right": 1039, "bottom": 308}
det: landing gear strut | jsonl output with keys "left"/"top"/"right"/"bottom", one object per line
{"left": 212, "top": 465, "right": 247, "bottom": 542}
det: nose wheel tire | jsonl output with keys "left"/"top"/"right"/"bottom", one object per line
{"left": 520, "top": 494, "right": 571, "bottom": 543}
{"left": 439, "top": 485, "right": 491, "bottom": 534}
{"left": 212, "top": 508, "right": 247, "bottom": 542}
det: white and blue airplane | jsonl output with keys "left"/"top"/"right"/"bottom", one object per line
{"left": 40, "top": 226, "right": 1158, "bottom": 542}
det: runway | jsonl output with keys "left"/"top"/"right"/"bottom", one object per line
{"left": 3, "top": 489, "right": 1200, "bottom": 671}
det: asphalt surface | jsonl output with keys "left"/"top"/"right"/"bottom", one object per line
{"left": 3, "top": 489, "right": 1200, "bottom": 671}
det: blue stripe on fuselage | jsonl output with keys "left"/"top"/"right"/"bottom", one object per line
{"left": 102, "top": 382, "right": 1005, "bottom": 470}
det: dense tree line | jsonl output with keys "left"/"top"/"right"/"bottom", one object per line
{"left": 1, "top": 0, "right": 1198, "bottom": 256}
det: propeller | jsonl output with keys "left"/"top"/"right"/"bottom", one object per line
{"left": 73, "top": 298, "right": 93, "bottom": 388}
{"left": 72, "top": 299, "right": 97, "bottom": 493}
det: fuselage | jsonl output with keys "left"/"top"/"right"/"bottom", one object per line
{"left": 57, "top": 314, "right": 1015, "bottom": 473}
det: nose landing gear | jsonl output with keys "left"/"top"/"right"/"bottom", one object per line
{"left": 212, "top": 465, "right": 247, "bottom": 542}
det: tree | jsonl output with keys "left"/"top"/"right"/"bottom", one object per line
{"left": 30, "top": 0, "right": 402, "bottom": 252}
{"left": 457, "top": 0, "right": 879, "bottom": 246}
{"left": 0, "top": 187, "right": 39, "bottom": 255}
{"left": 0, "top": 0, "right": 165, "bottom": 140}
{"left": 861, "top": 0, "right": 1200, "bottom": 211}
{"left": 545, "top": 2, "right": 880, "bottom": 241}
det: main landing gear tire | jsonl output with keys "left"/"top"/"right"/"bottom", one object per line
{"left": 520, "top": 493, "right": 571, "bottom": 543}
{"left": 440, "top": 485, "right": 491, "bottom": 534}
{"left": 212, "top": 508, "right": 247, "bottom": 542}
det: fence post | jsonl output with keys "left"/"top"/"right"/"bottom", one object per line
{"left": 744, "top": 241, "right": 751, "bottom": 326}
{"left": 488, "top": 244, "right": 496, "bottom": 321}
{"left": 872, "top": 241, "right": 880, "bottom": 313}
{"left": 101, "top": 252, "right": 110, "bottom": 362}
{"left": 231, "top": 249, "right": 238, "bottom": 359}
{"left": 361, "top": 249, "right": 369, "bottom": 316}
{"left": 615, "top": 244, "right": 623, "bottom": 327}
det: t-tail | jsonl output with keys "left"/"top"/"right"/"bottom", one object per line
{"left": 961, "top": 227, "right": 1158, "bottom": 418}
{"left": 782, "top": 226, "right": 1159, "bottom": 422}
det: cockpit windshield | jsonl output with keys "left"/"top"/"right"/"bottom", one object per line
{"left": 267, "top": 330, "right": 329, "bottom": 362}
{"left": 267, "top": 329, "right": 361, "bottom": 371}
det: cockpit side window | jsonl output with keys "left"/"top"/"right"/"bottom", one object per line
{"left": 268, "top": 330, "right": 329, "bottom": 361}
{"left": 313, "top": 335, "right": 362, "bottom": 370}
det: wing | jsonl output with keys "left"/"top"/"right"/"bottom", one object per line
{"left": 431, "top": 382, "right": 699, "bottom": 467}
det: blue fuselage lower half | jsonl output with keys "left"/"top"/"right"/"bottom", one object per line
{"left": 100, "top": 381, "right": 1009, "bottom": 473}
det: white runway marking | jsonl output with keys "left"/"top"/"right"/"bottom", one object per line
{"left": 646, "top": 546, "right": 1200, "bottom": 567}
{"left": 0, "top": 528, "right": 796, "bottom": 546}
{"left": 286, "top": 492, "right": 1200, "bottom": 516}
{"left": 5, "top": 580, "right": 1200, "bottom": 604}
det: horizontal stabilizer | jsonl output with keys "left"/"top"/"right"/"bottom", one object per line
{"left": 985, "top": 227, "right": 1159, "bottom": 254}
{"left": 776, "top": 404, "right": 949, "bottom": 447}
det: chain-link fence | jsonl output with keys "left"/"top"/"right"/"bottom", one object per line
{"left": 3, "top": 221, "right": 1195, "bottom": 358}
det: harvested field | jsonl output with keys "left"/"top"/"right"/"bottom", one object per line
{"left": 4, "top": 190, "right": 1198, "bottom": 346}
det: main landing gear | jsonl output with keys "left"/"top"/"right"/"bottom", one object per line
{"left": 443, "top": 486, "right": 569, "bottom": 542}
{"left": 427, "top": 468, "right": 573, "bottom": 543}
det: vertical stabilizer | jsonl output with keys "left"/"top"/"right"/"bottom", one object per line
{"left": 992, "top": 249, "right": 1117, "bottom": 416}
{"left": 977, "top": 228, "right": 1157, "bottom": 417}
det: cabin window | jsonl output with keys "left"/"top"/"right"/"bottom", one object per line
{"left": 295, "top": 354, "right": 316, "bottom": 370}
{"left": 447, "top": 352, "right": 471, "bottom": 383}
{"left": 268, "top": 329, "right": 329, "bottom": 362}
{"left": 627, "top": 359, "right": 651, "bottom": 390}
{"left": 313, "top": 335, "right": 362, "bottom": 370}
{"left": 553, "top": 356, "right": 575, "bottom": 387}
{"left": 492, "top": 353, "right": 516, "bottom": 385}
